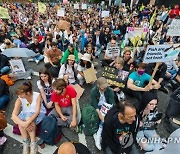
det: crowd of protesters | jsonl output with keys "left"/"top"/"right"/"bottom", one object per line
{"left": 0, "top": 1, "right": 180, "bottom": 154}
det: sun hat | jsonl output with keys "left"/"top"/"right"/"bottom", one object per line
{"left": 97, "top": 77, "right": 109, "bottom": 88}
{"left": 67, "top": 54, "right": 75, "bottom": 61}
{"left": 81, "top": 53, "right": 91, "bottom": 62}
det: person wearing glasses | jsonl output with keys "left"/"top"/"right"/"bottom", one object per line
{"left": 101, "top": 100, "right": 139, "bottom": 154}
{"left": 136, "top": 91, "right": 164, "bottom": 152}
{"left": 90, "top": 77, "right": 115, "bottom": 150}
{"left": 49, "top": 79, "right": 77, "bottom": 128}
{"left": 101, "top": 38, "right": 120, "bottom": 67}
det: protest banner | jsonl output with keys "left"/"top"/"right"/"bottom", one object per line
{"left": 71, "top": 84, "right": 84, "bottom": 100}
{"left": 57, "top": 9, "right": 65, "bottom": 17}
{"left": 9, "top": 59, "right": 26, "bottom": 74}
{"left": 101, "top": 11, "right": 110, "bottom": 18}
{"left": 83, "top": 67, "right": 97, "bottom": 83}
{"left": 167, "top": 19, "right": 180, "bottom": 36}
{"left": 127, "top": 27, "right": 149, "bottom": 38}
{"left": 81, "top": 4, "right": 87, "bottom": 10}
{"left": 105, "top": 46, "right": 120, "bottom": 59}
{"left": 143, "top": 44, "right": 180, "bottom": 63}
{"left": 18, "top": 12, "right": 28, "bottom": 24}
{"left": 74, "top": 4, "right": 79, "bottom": 9}
{"left": 38, "top": 2, "right": 46, "bottom": 14}
{"left": 0, "top": 6, "right": 10, "bottom": 19}
{"left": 102, "top": 66, "right": 126, "bottom": 88}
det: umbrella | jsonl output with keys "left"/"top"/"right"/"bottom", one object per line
{"left": 2, "top": 48, "right": 37, "bottom": 57}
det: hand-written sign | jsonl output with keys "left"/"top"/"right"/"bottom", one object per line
{"left": 83, "top": 67, "right": 97, "bottom": 83}
{"left": 143, "top": 44, "right": 180, "bottom": 63}
{"left": 167, "top": 19, "right": 180, "bottom": 36}
{"left": 102, "top": 66, "right": 125, "bottom": 88}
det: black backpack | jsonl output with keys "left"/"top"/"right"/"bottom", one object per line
{"left": 40, "top": 115, "right": 62, "bottom": 145}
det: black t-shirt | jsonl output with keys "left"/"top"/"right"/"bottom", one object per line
{"left": 73, "top": 142, "right": 91, "bottom": 154}
{"left": 0, "top": 79, "right": 9, "bottom": 96}
{"left": 28, "top": 43, "right": 43, "bottom": 54}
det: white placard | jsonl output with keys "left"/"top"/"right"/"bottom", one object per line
{"left": 9, "top": 59, "right": 26, "bottom": 74}
{"left": 74, "top": 4, "right": 79, "bottom": 9}
{"left": 167, "top": 19, "right": 180, "bottom": 36}
{"left": 121, "top": 3, "right": 125, "bottom": 7}
{"left": 100, "top": 102, "right": 113, "bottom": 117}
{"left": 126, "top": 27, "right": 149, "bottom": 38}
{"left": 81, "top": 4, "right": 87, "bottom": 10}
{"left": 143, "top": 44, "right": 180, "bottom": 63}
{"left": 18, "top": 12, "right": 28, "bottom": 24}
{"left": 57, "top": 9, "right": 65, "bottom": 17}
{"left": 101, "top": 11, "right": 110, "bottom": 17}
{"left": 106, "top": 46, "right": 120, "bottom": 59}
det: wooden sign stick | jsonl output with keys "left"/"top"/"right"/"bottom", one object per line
{"left": 148, "top": 62, "right": 160, "bottom": 85}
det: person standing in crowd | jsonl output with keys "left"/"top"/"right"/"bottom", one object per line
{"left": 0, "top": 78, "right": 9, "bottom": 109}
{"left": 37, "top": 68, "right": 54, "bottom": 113}
{"left": 28, "top": 37, "right": 44, "bottom": 64}
{"left": 58, "top": 55, "right": 78, "bottom": 84}
{"left": 49, "top": 79, "right": 77, "bottom": 128}
{"left": 91, "top": 77, "right": 115, "bottom": 150}
{"left": 102, "top": 100, "right": 139, "bottom": 154}
{"left": 11, "top": 81, "right": 46, "bottom": 154}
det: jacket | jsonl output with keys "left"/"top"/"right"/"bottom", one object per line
{"left": 90, "top": 86, "right": 115, "bottom": 109}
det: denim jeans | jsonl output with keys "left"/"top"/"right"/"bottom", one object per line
{"left": 0, "top": 66, "right": 10, "bottom": 74}
{"left": 0, "top": 95, "right": 9, "bottom": 109}
{"left": 33, "top": 54, "right": 44, "bottom": 61}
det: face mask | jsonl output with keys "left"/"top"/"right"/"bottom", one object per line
{"left": 137, "top": 70, "right": 145, "bottom": 75}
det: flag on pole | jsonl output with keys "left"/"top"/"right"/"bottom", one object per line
{"left": 0, "top": 7, "right": 10, "bottom": 19}
{"left": 150, "top": 9, "right": 157, "bottom": 27}
{"left": 38, "top": 2, "right": 46, "bottom": 14}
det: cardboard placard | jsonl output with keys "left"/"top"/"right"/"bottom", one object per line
{"left": 83, "top": 67, "right": 97, "bottom": 83}
{"left": 101, "top": 11, "right": 110, "bottom": 18}
{"left": 167, "top": 19, "right": 180, "bottom": 36}
{"left": 57, "top": 9, "right": 65, "bottom": 17}
{"left": 143, "top": 44, "right": 180, "bottom": 63}
{"left": 9, "top": 59, "right": 26, "bottom": 74}
{"left": 70, "top": 84, "right": 84, "bottom": 100}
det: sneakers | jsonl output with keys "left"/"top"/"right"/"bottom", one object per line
{"left": 28, "top": 58, "right": 34, "bottom": 62}
{"left": 0, "top": 136, "right": 7, "bottom": 145}
{"left": 30, "top": 142, "right": 38, "bottom": 154}
{"left": 93, "top": 133, "right": 102, "bottom": 150}
{"left": 35, "top": 60, "right": 40, "bottom": 64}
{"left": 159, "top": 86, "right": 169, "bottom": 94}
{"left": 22, "top": 139, "right": 30, "bottom": 154}
{"left": 26, "top": 76, "right": 32, "bottom": 80}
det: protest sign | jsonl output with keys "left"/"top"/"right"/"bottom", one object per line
{"left": 74, "top": 4, "right": 79, "bottom": 9}
{"left": 38, "top": 2, "right": 46, "bottom": 14}
{"left": 101, "top": 11, "right": 110, "bottom": 18}
{"left": 71, "top": 84, "right": 84, "bottom": 99}
{"left": 121, "top": 3, "right": 126, "bottom": 7}
{"left": 102, "top": 66, "right": 126, "bottom": 88}
{"left": 9, "top": 59, "right": 26, "bottom": 74}
{"left": 18, "top": 12, "right": 28, "bottom": 24}
{"left": 127, "top": 27, "right": 149, "bottom": 38}
{"left": 113, "top": 30, "right": 121, "bottom": 35}
{"left": 83, "top": 67, "right": 97, "bottom": 83}
{"left": 143, "top": 44, "right": 180, "bottom": 63}
{"left": 57, "top": 9, "right": 65, "bottom": 17}
{"left": 63, "top": 0, "right": 69, "bottom": 4}
{"left": 105, "top": 46, "right": 120, "bottom": 59}
{"left": 149, "top": 0, "right": 156, "bottom": 5}
{"left": 81, "top": 4, "right": 87, "bottom": 10}
{"left": 0, "top": 6, "right": 10, "bottom": 19}
{"left": 167, "top": 19, "right": 180, "bottom": 36}
{"left": 100, "top": 102, "right": 113, "bottom": 117}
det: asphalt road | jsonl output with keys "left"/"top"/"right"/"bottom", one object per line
{"left": 1, "top": 53, "right": 172, "bottom": 154}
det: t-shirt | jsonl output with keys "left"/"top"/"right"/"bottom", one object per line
{"left": 128, "top": 71, "right": 151, "bottom": 87}
{"left": 37, "top": 80, "right": 53, "bottom": 97}
{"left": 51, "top": 85, "right": 77, "bottom": 107}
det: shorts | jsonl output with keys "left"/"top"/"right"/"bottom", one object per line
{"left": 18, "top": 111, "right": 46, "bottom": 125}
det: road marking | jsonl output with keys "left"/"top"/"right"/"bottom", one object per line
{"left": 4, "top": 124, "right": 58, "bottom": 154}
{"left": 78, "top": 132, "right": 87, "bottom": 147}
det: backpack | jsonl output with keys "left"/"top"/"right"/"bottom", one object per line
{"left": 40, "top": 115, "right": 62, "bottom": 145}
{"left": 81, "top": 104, "right": 99, "bottom": 136}
{"left": 1, "top": 75, "right": 14, "bottom": 86}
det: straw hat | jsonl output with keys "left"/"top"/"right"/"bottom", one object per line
{"left": 67, "top": 54, "right": 75, "bottom": 61}
{"left": 81, "top": 53, "right": 91, "bottom": 62}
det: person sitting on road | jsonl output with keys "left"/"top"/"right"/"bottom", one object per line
{"left": 126, "top": 63, "right": 160, "bottom": 112}
{"left": 101, "top": 38, "right": 120, "bottom": 67}
{"left": 90, "top": 77, "right": 115, "bottom": 150}
{"left": 0, "top": 49, "right": 10, "bottom": 75}
{"left": 102, "top": 100, "right": 139, "bottom": 154}
{"left": 49, "top": 79, "right": 77, "bottom": 128}
{"left": 77, "top": 53, "right": 94, "bottom": 85}
{"left": 27, "top": 36, "right": 44, "bottom": 64}
{"left": 58, "top": 55, "right": 78, "bottom": 85}
{"left": 11, "top": 81, "right": 46, "bottom": 154}
{"left": 37, "top": 68, "right": 54, "bottom": 113}
{"left": 60, "top": 44, "right": 79, "bottom": 64}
